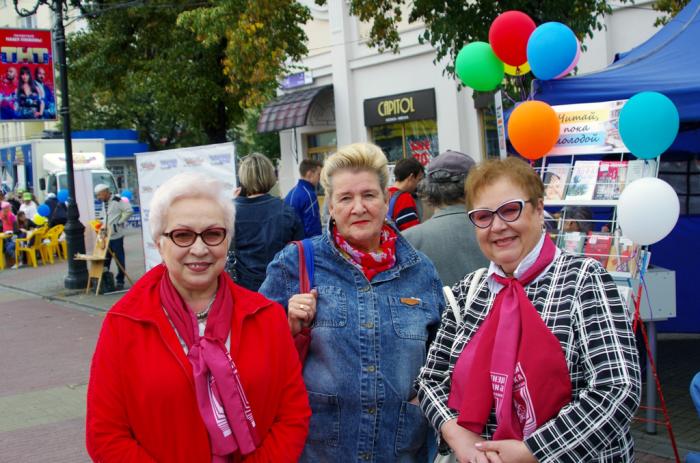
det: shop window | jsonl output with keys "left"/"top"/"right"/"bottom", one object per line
{"left": 306, "top": 131, "right": 337, "bottom": 163}
{"left": 371, "top": 119, "right": 439, "bottom": 165}
{"left": 659, "top": 157, "right": 700, "bottom": 215}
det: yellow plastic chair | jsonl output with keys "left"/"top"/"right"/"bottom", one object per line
{"left": 14, "top": 226, "right": 49, "bottom": 267}
{"left": 44, "top": 225, "right": 66, "bottom": 261}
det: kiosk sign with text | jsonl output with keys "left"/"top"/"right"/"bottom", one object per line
{"left": 0, "top": 28, "right": 57, "bottom": 122}
{"left": 548, "top": 100, "right": 629, "bottom": 155}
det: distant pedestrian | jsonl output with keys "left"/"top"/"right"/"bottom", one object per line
{"left": 86, "top": 172, "right": 310, "bottom": 462}
{"left": 227, "top": 154, "right": 304, "bottom": 291}
{"left": 387, "top": 157, "right": 424, "bottom": 231}
{"left": 285, "top": 158, "right": 323, "bottom": 237}
{"left": 43, "top": 192, "right": 58, "bottom": 217}
{"left": 94, "top": 184, "right": 132, "bottom": 291}
{"left": 19, "top": 192, "right": 37, "bottom": 221}
{"left": 403, "top": 150, "right": 488, "bottom": 287}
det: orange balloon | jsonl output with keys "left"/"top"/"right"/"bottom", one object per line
{"left": 507, "top": 100, "right": 560, "bottom": 160}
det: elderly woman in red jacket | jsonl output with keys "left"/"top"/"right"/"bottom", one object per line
{"left": 86, "top": 172, "right": 310, "bottom": 462}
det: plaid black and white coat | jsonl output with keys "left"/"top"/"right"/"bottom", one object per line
{"left": 416, "top": 253, "right": 641, "bottom": 463}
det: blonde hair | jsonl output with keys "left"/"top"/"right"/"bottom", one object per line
{"left": 238, "top": 153, "right": 277, "bottom": 195}
{"left": 465, "top": 156, "right": 544, "bottom": 209}
{"left": 320, "top": 143, "right": 389, "bottom": 199}
{"left": 149, "top": 172, "right": 235, "bottom": 243}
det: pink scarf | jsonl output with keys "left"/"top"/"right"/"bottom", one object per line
{"left": 332, "top": 224, "right": 397, "bottom": 281}
{"left": 160, "top": 271, "right": 260, "bottom": 462}
{"left": 448, "top": 235, "right": 572, "bottom": 440}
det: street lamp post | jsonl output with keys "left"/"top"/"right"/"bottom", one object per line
{"left": 15, "top": 0, "right": 88, "bottom": 288}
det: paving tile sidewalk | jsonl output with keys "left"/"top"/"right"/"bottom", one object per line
{"left": 0, "top": 228, "right": 146, "bottom": 312}
{"left": 0, "top": 228, "right": 697, "bottom": 462}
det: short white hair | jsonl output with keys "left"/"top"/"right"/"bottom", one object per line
{"left": 149, "top": 172, "right": 235, "bottom": 243}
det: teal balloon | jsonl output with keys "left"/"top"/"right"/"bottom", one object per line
{"left": 455, "top": 42, "right": 504, "bottom": 92}
{"left": 619, "top": 92, "right": 679, "bottom": 159}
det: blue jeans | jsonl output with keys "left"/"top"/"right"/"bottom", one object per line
{"left": 104, "top": 237, "right": 125, "bottom": 285}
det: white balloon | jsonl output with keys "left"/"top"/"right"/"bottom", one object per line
{"left": 617, "top": 177, "right": 679, "bottom": 245}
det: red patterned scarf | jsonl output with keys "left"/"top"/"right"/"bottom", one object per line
{"left": 332, "top": 224, "right": 397, "bottom": 281}
{"left": 448, "top": 235, "right": 572, "bottom": 440}
{"left": 160, "top": 271, "right": 260, "bottom": 462}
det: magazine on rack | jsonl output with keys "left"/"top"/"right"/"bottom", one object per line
{"left": 583, "top": 232, "right": 613, "bottom": 267}
{"left": 565, "top": 161, "right": 600, "bottom": 201}
{"left": 606, "top": 235, "right": 640, "bottom": 277}
{"left": 594, "top": 161, "right": 628, "bottom": 200}
{"left": 543, "top": 164, "right": 570, "bottom": 200}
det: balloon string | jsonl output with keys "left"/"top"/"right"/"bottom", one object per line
{"left": 502, "top": 89, "right": 518, "bottom": 106}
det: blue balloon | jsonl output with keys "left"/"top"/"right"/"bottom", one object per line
{"left": 619, "top": 92, "right": 679, "bottom": 159}
{"left": 121, "top": 189, "right": 133, "bottom": 200}
{"left": 527, "top": 22, "right": 578, "bottom": 80}
{"left": 38, "top": 204, "right": 51, "bottom": 217}
{"left": 57, "top": 189, "right": 69, "bottom": 203}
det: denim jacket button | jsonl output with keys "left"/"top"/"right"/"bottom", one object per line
{"left": 366, "top": 365, "right": 376, "bottom": 372}
{"left": 359, "top": 286, "right": 371, "bottom": 292}
{"left": 361, "top": 452, "right": 371, "bottom": 460}
{"left": 362, "top": 322, "right": 374, "bottom": 329}
{"left": 367, "top": 407, "right": 375, "bottom": 414}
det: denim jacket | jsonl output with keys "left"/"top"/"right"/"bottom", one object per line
{"left": 259, "top": 225, "right": 444, "bottom": 462}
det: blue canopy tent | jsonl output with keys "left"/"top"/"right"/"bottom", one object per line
{"left": 533, "top": 0, "right": 700, "bottom": 333}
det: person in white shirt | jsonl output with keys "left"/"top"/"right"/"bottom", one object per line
{"left": 95, "top": 184, "right": 133, "bottom": 291}
{"left": 19, "top": 192, "right": 38, "bottom": 221}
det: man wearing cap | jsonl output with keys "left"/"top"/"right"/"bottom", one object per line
{"left": 19, "top": 192, "right": 38, "bottom": 222}
{"left": 403, "top": 150, "right": 489, "bottom": 287}
{"left": 95, "top": 184, "right": 132, "bottom": 291}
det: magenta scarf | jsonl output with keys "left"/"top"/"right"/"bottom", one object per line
{"left": 160, "top": 271, "right": 260, "bottom": 462}
{"left": 448, "top": 235, "right": 572, "bottom": 440}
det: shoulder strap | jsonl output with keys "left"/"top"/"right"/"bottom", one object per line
{"left": 386, "top": 190, "right": 404, "bottom": 221}
{"left": 293, "top": 239, "right": 315, "bottom": 293}
{"left": 442, "top": 267, "right": 487, "bottom": 327}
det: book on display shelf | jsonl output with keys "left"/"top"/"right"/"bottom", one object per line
{"left": 583, "top": 232, "right": 613, "bottom": 267}
{"left": 625, "top": 159, "right": 658, "bottom": 186}
{"left": 593, "top": 161, "right": 628, "bottom": 200}
{"left": 565, "top": 161, "right": 600, "bottom": 201}
{"left": 543, "top": 164, "right": 570, "bottom": 200}
{"left": 606, "top": 235, "right": 640, "bottom": 277}
{"left": 560, "top": 231, "right": 586, "bottom": 255}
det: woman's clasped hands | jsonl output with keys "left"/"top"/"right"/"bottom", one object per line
{"left": 442, "top": 419, "right": 537, "bottom": 463}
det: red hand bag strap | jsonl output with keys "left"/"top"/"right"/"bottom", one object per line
{"left": 292, "top": 240, "right": 312, "bottom": 363}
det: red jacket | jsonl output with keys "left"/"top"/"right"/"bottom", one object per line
{"left": 86, "top": 265, "right": 310, "bottom": 462}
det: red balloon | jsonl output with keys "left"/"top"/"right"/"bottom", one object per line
{"left": 489, "top": 11, "right": 537, "bottom": 66}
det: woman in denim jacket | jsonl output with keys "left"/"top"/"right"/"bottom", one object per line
{"left": 260, "top": 143, "right": 444, "bottom": 462}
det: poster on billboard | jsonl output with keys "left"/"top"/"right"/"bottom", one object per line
{"left": 0, "top": 28, "right": 57, "bottom": 122}
{"left": 135, "top": 143, "right": 237, "bottom": 270}
{"left": 549, "top": 100, "right": 629, "bottom": 155}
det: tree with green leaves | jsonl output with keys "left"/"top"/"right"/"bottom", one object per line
{"left": 328, "top": 0, "right": 632, "bottom": 78}
{"left": 653, "top": 0, "right": 691, "bottom": 26}
{"left": 67, "top": 0, "right": 310, "bottom": 151}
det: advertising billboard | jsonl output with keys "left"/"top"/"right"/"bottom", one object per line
{"left": 0, "top": 28, "right": 57, "bottom": 122}
{"left": 549, "top": 100, "right": 629, "bottom": 155}
{"left": 135, "top": 143, "right": 237, "bottom": 270}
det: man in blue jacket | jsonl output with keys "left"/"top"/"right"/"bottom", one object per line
{"left": 285, "top": 159, "right": 323, "bottom": 237}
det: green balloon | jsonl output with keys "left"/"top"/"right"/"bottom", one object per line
{"left": 455, "top": 42, "right": 505, "bottom": 91}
